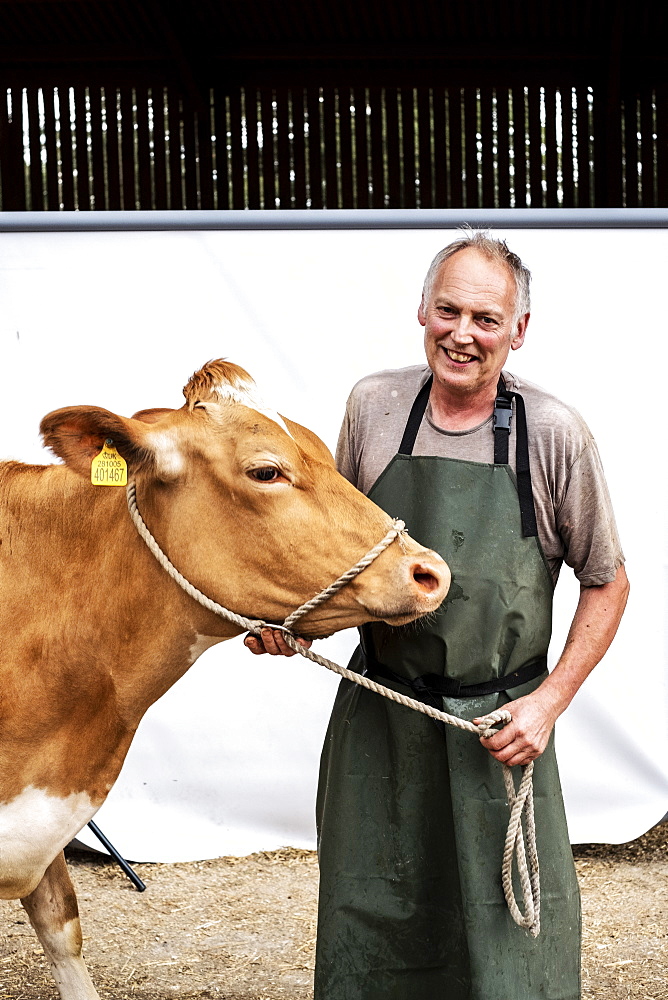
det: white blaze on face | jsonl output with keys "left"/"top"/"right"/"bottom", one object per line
{"left": 0, "top": 786, "right": 97, "bottom": 898}
{"left": 213, "top": 374, "right": 293, "bottom": 437}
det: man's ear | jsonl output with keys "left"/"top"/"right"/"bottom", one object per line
{"left": 40, "top": 406, "right": 156, "bottom": 479}
{"left": 417, "top": 297, "right": 427, "bottom": 327}
{"left": 511, "top": 312, "right": 530, "bottom": 351}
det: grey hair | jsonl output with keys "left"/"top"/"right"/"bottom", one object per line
{"left": 421, "top": 230, "right": 531, "bottom": 321}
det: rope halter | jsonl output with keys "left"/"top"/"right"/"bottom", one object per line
{"left": 126, "top": 480, "right": 540, "bottom": 937}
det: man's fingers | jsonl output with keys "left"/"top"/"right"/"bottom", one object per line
{"left": 272, "top": 632, "right": 313, "bottom": 654}
{"left": 504, "top": 750, "right": 536, "bottom": 767}
{"left": 244, "top": 628, "right": 313, "bottom": 656}
{"left": 261, "top": 628, "right": 295, "bottom": 655}
{"left": 479, "top": 726, "right": 545, "bottom": 765}
{"left": 477, "top": 722, "right": 517, "bottom": 751}
{"left": 244, "top": 635, "right": 266, "bottom": 655}
{"left": 488, "top": 745, "right": 538, "bottom": 766}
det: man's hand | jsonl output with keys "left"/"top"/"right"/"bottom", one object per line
{"left": 474, "top": 689, "right": 560, "bottom": 767}
{"left": 244, "top": 628, "right": 312, "bottom": 657}
{"left": 474, "top": 564, "right": 629, "bottom": 768}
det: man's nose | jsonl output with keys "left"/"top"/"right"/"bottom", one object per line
{"left": 451, "top": 315, "right": 475, "bottom": 343}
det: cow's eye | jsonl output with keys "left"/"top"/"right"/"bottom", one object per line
{"left": 249, "top": 466, "right": 280, "bottom": 482}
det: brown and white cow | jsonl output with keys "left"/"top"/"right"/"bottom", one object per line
{"left": 0, "top": 359, "right": 449, "bottom": 999}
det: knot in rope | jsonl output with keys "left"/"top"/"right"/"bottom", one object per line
{"left": 475, "top": 708, "right": 512, "bottom": 739}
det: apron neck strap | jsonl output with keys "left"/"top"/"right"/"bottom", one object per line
{"left": 398, "top": 375, "right": 432, "bottom": 455}
{"left": 494, "top": 376, "right": 538, "bottom": 538}
{"left": 493, "top": 376, "right": 513, "bottom": 463}
{"left": 399, "top": 373, "right": 538, "bottom": 539}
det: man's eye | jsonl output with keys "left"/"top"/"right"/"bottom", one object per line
{"left": 249, "top": 467, "right": 280, "bottom": 482}
{"left": 480, "top": 316, "right": 496, "bottom": 325}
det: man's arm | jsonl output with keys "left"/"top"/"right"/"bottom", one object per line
{"left": 476, "top": 564, "right": 630, "bottom": 767}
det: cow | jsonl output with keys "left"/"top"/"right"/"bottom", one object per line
{"left": 0, "top": 359, "right": 450, "bottom": 1000}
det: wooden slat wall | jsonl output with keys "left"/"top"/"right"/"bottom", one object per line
{"left": 560, "top": 88, "right": 575, "bottom": 209}
{"left": 338, "top": 88, "right": 354, "bottom": 209}
{"left": 103, "top": 89, "right": 120, "bottom": 210}
{"left": 88, "top": 87, "right": 105, "bottom": 210}
{"left": 448, "top": 88, "right": 465, "bottom": 208}
{"left": 353, "top": 88, "right": 370, "bottom": 210}
{"left": 0, "top": 82, "right": 666, "bottom": 210}
{"left": 307, "top": 88, "right": 323, "bottom": 209}
{"left": 152, "top": 87, "right": 168, "bottom": 210}
{"left": 258, "top": 88, "right": 275, "bottom": 211}
{"left": 368, "top": 86, "right": 384, "bottom": 208}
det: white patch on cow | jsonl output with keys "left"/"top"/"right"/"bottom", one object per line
{"left": 40, "top": 923, "right": 99, "bottom": 999}
{"left": 214, "top": 376, "right": 293, "bottom": 437}
{"left": 187, "top": 633, "right": 220, "bottom": 665}
{"left": 0, "top": 787, "right": 97, "bottom": 898}
{"left": 37, "top": 919, "right": 81, "bottom": 961}
{"left": 146, "top": 429, "right": 185, "bottom": 478}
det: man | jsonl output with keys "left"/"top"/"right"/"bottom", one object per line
{"left": 246, "top": 232, "right": 629, "bottom": 999}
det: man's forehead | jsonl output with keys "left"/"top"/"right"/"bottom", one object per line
{"left": 431, "top": 249, "right": 516, "bottom": 305}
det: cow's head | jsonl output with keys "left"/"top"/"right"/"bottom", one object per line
{"left": 40, "top": 360, "right": 450, "bottom": 638}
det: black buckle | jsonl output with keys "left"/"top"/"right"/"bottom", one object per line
{"left": 493, "top": 395, "right": 513, "bottom": 433}
{"left": 412, "top": 675, "right": 430, "bottom": 696}
{"left": 413, "top": 674, "right": 462, "bottom": 698}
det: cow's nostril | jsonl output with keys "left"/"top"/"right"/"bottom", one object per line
{"left": 412, "top": 569, "right": 440, "bottom": 593}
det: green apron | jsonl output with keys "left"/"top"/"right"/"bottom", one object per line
{"left": 315, "top": 377, "right": 581, "bottom": 1000}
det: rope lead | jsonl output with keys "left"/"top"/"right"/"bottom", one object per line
{"left": 126, "top": 480, "right": 540, "bottom": 937}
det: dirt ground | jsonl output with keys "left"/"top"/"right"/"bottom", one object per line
{"left": 2, "top": 825, "right": 668, "bottom": 1000}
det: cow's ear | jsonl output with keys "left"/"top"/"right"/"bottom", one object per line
{"left": 40, "top": 406, "right": 154, "bottom": 478}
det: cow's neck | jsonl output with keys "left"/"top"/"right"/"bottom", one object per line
{"left": 1, "top": 463, "right": 238, "bottom": 728}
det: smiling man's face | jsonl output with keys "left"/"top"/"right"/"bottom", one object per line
{"left": 418, "top": 247, "right": 528, "bottom": 399}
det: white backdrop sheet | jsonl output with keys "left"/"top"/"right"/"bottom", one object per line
{"left": 1, "top": 226, "right": 666, "bottom": 860}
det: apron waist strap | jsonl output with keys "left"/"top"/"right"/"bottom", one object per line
{"left": 361, "top": 655, "right": 548, "bottom": 702}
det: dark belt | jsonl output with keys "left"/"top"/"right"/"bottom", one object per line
{"left": 361, "top": 655, "right": 548, "bottom": 707}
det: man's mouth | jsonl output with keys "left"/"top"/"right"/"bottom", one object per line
{"left": 444, "top": 348, "right": 477, "bottom": 365}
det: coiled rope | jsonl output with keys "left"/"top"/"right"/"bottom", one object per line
{"left": 126, "top": 481, "right": 540, "bottom": 936}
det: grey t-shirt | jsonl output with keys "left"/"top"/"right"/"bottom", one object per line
{"left": 336, "top": 365, "right": 623, "bottom": 587}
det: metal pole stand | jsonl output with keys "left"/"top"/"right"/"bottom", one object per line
{"left": 87, "top": 820, "right": 146, "bottom": 892}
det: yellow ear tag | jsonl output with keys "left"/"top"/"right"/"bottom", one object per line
{"left": 91, "top": 438, "right": 128, "bottom": 486}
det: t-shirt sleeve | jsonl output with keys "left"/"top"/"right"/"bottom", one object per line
{"left": 335, "top": 392, "right": 359, "bottom": 487}
{"left": 555, "top": 437, "right": 624, "bottom": 586}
